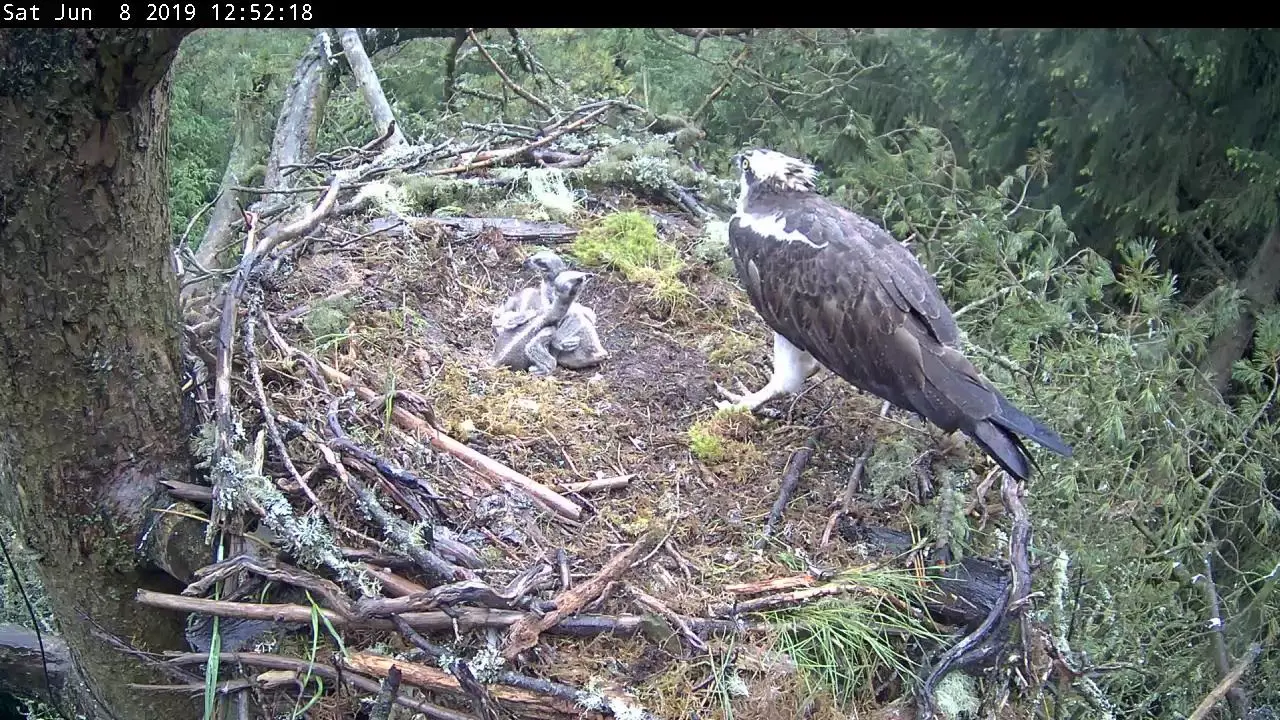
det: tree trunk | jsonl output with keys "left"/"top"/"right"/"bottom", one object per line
{"left": 260, "top": 29, "right": 337, "bottom": 193}
{"left": 0, "top": 29, "right": 199, "bottom": 719}
{"left": 193, "top": 82, "right": 273, "bottom": 272}
{"left": 336, "top": 27, "right": 407, "bottom": 148}
{"left": 1203, "top": 218, "right": 1280, "bottom": 394}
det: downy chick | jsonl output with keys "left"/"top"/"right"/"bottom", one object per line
{"left": 518, "top": 250, "right": 608, "bottom": 369}
{"left": 491, "top": 250, "right": 567, "bottom": 334}
{"left": 551, "top": 300, "right": 608, "bottom": 369}
{"left": 489, "top": 270, "right": 591, "bottom": 375}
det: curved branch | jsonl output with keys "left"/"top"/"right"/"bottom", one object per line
{"left": 466, "top": 28, "right": 553, "bottom": 116}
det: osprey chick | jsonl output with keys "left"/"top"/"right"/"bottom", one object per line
{"left": 492, "top": 250, "right": 609, "bottom": 370}
{"left": 490, "top": 270, "right": 592, "bottom": 375}
{"left": 491, "top": 250, "right": 567, "bottom": 331}
{"left": 719, "top": 148, "right": 1072, "bottom": 481}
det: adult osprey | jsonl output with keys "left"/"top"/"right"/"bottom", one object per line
{"left": 718, "top": 148, "right": 1072, "bottom": 481}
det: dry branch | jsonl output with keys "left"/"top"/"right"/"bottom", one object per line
{"left": 287, "top": 410, "right": 474, "bottom": 584}
{"left": 335, "top": 28, "right": 407, "bottom": 148}
{"left": 1187, "top": 642, "right": 1263, "bottom": 720}
{"left": 368, "top": 664, "right": 403, "bottom": 720}
{"left": 500, "top": 526, "right": 667, "bottom": 659}
{"left": 162, "top": 652, "right": 474, "bottom": 720}
{"left": 310, "top": 361, "right": 583, "bottom": 520}
{"left": 429, "top": 216, "right": 579, "bottom": 244}
{"left": 466, "top": 28, "right": 553, "bottom": 116}
{"left": 353, "top": 564, "right": 550, "bottom": 617}
{"left": 135, "top": 589, "right": 738, "bottom": 638}
{"left": 757, "top": 434, "right": 819, "bottom": 548}
{"left": 208, "top": 179, "right": 341, "bottom": 534}
{"left": 430, "top": 104, "right": 614, "bottom": 177}
{"left": 345, "top": 653, "right": 598, "bottom": 720}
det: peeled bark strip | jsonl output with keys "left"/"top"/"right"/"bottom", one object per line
{"left": 260, "top": 30, "right": 336, "bottom": 194}
{"left": 335, "top": 28, "right": 407, "bottom": 148}
{"left": 192, "top": 85, "right": 273, "bottom": 273}
{"left": 0, "top": 29, "right": 200, "bottom": 720}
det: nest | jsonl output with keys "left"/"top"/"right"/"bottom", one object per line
{"left": 155, "top": 109, "right": 1044, "bottom": 720}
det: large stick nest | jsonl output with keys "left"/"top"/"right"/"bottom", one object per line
{"left": 154, "top": 101, "right": 1051, "bottom": 720}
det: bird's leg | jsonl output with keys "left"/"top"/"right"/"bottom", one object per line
{"left": 716, "top": 332, "right": 819, "bottom": 412}
{"left": 525, "top": 327, "right": 559, "bottom": 377}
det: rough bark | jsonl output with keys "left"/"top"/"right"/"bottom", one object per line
{"left": 335, "top": 28, "right": 407, "bottom": 148}
{"left": 260, "top": 29, "right": 337, "bottom": 194}
{"left": 1203, "top": 217, "right": 1280, "bottom": 394}
{"left": 0, "top": 29, "right": 199, "bottom": 719}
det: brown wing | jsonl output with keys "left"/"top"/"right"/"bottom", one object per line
{"left": 727, "top": 195, "right": 1001, "bottom": 434}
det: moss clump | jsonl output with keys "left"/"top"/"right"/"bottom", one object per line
{"left": 703, "top": 330, "right": 757, "bottom": 367}
{"left": 691, "top": 220, "right": 735, "bottom": 278}
{"left": 687, "top": 407, "right": 759, "bottom": 465}
{"left": 303, "top": 296, "right": 357, "bottom": 341}
{"left": 398, "top": 175, "right": 509, "bottom": 214}
{"left": 687, "top": 421, "right": 726, "bottom": 464}
{"left": 569, "top": 211, "right": 691, "bottom": 314}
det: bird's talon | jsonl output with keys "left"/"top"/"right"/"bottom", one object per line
{"left": 714, "top": 381, "right": 743, "bottom": 404}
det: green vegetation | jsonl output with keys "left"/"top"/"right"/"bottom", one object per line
{"left": 132, "top": 26, "right": 1280, "bottom": 719}
{"left": 569, "top": 210, "right": 692, "bottom": 313}
{"left": 758, "top": 567, "right": 945, "bottom": 707}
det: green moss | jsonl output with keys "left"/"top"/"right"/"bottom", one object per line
{"left": 398, "top": 175, "right": 509, "bottom": 214}
{"left": 302, "top": 296, "right": 357, "bottom": 341}
{"left": 687, "top": 420, "right": 726, "bottom": 464}
{"left": 687, "top": 407, "right": 759, "bottom": 465}
{"left": 568, "top": 211, "right": 691, "bottom": 313}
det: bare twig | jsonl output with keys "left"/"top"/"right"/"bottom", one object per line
{"left": 1187, "top": 643, "right": 1263, "bottom": 720}
{"left": 501, "top": 525, "right": 666, "bottom": 659}
{"left": 757, "top": 434, "right": 819, "bottom": 548}
{"left": 629, "top": 584, "right": 708, "bottom": 653}
{"left": 466, "top": 28, "right": 553, "bottom": 116}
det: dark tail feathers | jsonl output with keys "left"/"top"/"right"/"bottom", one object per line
{"left": 971, "top": 396, "right": 1073, "bottom": 481}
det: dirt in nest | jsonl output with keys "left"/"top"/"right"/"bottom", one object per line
{"left": 256, "top": 207, "right": 959, "bottom": 719}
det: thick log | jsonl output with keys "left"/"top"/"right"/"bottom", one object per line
{"left": 0, "top": 624, "right": 71, "bottom": 705}
{"left": 837, "top": 515, "right": 1007, "bottom": 627}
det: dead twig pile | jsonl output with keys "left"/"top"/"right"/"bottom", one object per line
{"left": 148, "top": 82, "right": 1057, "bottom": 720}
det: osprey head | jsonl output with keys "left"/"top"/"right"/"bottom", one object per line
{"left": 551, "top": 269, "right": 591, "bottom": 301}
{"left": 523, "top": 249, "right": 568, "bottom": 279}
{"left": 734, "top": 148, "right": 819, "bottom": 195}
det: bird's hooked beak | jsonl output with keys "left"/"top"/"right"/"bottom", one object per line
{"left": 731, "top": 153, "right": 744, "bottom": 172}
